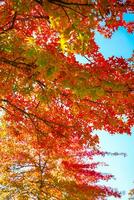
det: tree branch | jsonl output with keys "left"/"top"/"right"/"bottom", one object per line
{"left": 0, "top": 99, "right": 75, "bottom": 130}
{"left": 0, "top": 12, "right": 17, "bottom": 34}
{"left": 48, "top": 0, "right": 93, "bottom": 6}
{"left": 0, "top": 57, "right": 37, "bottom": 71}
{"left": 34, "top": 0, "right": 43, "bottom": 5}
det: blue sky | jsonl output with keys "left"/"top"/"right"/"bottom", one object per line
{"left": 94, "top": 129, "right": 134, "bottom": 200}
{"left": 94, "top": 14, "right": 134, "bottom": 200}
{"left": 77, "top": 13, "right": 134, "bottom": 200}
{"left": 95, "top": 27, "right": 134, "bottom": 59}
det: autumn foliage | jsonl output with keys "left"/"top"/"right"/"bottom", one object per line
{"left": 0, "top": 0, "right": 134, "bottom": 199}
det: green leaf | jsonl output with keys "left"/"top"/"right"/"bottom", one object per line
{"left": 12, "top": 84, "right": 18, "bottom": 92}
{"left": 35, "top": 55, "right": 48, "bottom": 72}
{"left": 95, "top": 87, "right": 105, "bottom": 97}
{"left": 63, "top": 80, "right": 72, "bottom": 89}
{"left": 26, "top": 48, "right": 36, "bottom": 57}
{"left": 47, "top": 66, "right": 57, "bottom": 77}
{"left": 37, "top": 57, "right": 47, "bottom": 67}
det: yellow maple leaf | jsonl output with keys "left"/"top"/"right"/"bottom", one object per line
{"left": 0, "top": 119, "right": 7, "bottom": 138}
{"left": 59, "top": 34, "right": 68, "bottom": 52}
{"left": 25, "top": 37, "right": 36, "bottom": 47}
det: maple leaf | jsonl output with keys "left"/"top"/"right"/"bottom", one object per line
{"left": 0, "top": 1, "right": 133, "bottom": 199}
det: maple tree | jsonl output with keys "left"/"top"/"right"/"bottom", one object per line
{"left": 0, "top": 108, "right": 124, "bottom": 200}
{"left": 0, "top": 0, "right": 134, "bottom": 199}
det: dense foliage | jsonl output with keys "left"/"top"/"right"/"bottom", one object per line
{"left": 0, "top": 0, "right": 133, "bottom": 199}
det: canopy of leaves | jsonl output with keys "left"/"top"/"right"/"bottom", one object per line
{"left": 0, "top": 117, "right": 122, "bottom": 199}
{"left": 0, "top": 0, "right": 134, "bottom": 199}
